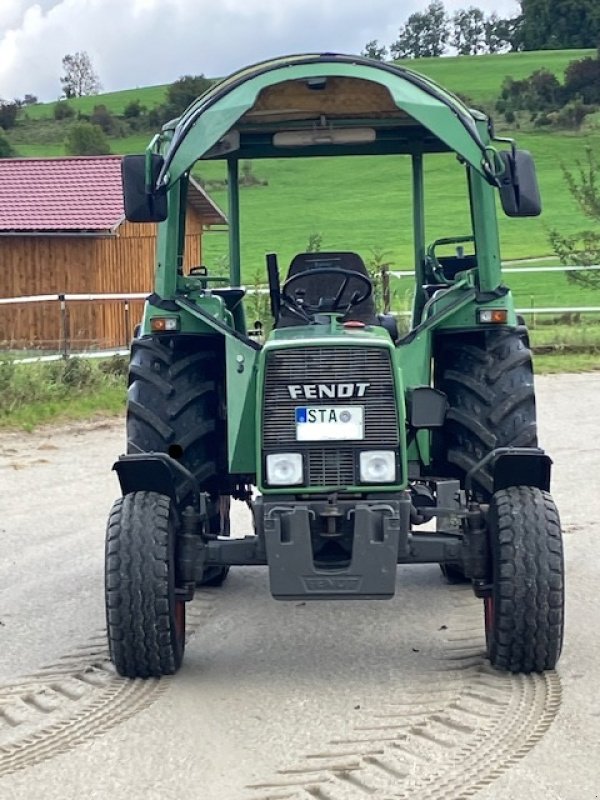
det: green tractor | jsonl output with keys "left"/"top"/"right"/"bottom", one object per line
{"left": 105, "top": 54, "right": 564, "bottom": 678}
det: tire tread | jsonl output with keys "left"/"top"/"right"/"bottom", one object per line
{"left": 105, "top": 491, "right": 184, "bottom": 678}
{"left": 488, "top": 486, "right": 564, "bottom": 673}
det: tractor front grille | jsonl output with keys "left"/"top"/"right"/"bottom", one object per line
{"left": 262, "top": 346, "right": 399, "bottom": 488}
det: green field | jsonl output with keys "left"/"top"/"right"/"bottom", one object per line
{"left": 405, "top": 48, "right": 594, "bottom": 107}
{"left": 197, "top": 127, "right": 600, "bottom": 309}
{"left": 9, "top": 48, "right": 600, "bottom": 311}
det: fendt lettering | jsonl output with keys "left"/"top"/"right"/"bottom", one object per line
{"left": 287, "top": 383, "right": 370, "bottom": 400}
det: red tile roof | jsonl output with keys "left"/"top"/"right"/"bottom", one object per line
{"left": 0, "top": 156, "right": 226, "bottom": 233}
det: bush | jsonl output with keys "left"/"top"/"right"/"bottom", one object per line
{"left": 497, "top": 69, "right": 562, "bottom": 116}
{"left": 123, "top": 99, "right": 145, "bottom": 118}
{"left": 98, "top": 355, "right": 128, "bottom": 378}
{"left": 564, "top": 56, "right": 600, "bottom": 105}
{"left": 0, "top": 359, "right": 16, "bottom": 396}
{"left": 65, "top": 121, "right": 111, "bottom": 155}
{"left": 89, "top": 104, "right": 116, "bottom": 134}
{"left": 54, "top": 101, "right": 75, "bottom": 120}
{"left": 0, "top": 130, "right": 15, "bottom": 158}
{"left": 60, "top": 357, "right": 94, "bottom": 388}
{"left": 553, "top": 98, "right": 596, "bottom": 130}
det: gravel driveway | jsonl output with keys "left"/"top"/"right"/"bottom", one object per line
{"left": 0, "top": 372, "right": 599, "bottom": 800}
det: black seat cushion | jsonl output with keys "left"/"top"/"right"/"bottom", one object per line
{"left": 277, "top": 251, "right": 377, "bottom": 327}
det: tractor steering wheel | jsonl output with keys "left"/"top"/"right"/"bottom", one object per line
{"left": 281, "top": 267, "right": 372, "bottom": 318}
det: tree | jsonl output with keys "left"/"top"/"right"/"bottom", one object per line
{"left": 65, "top": 121, "right": 110, "bottom": 155}
{"left": 451, "top": 7, "right": 485, "bottom": 55}
{"left": 549, "top": 149, "right": 600, "bottom": 289}
{"left": 0, "top": 101, "right": 18, "bottom": 129}
{"left": 361, "top": 40, "right": 388, "bottom": 61}
{"left": 484, "top": 13, "right": 518, "bottom": 53}
{"left": 517, "top": 0, "right": 600, "bottom": 50}
{"left": 23, "top": 93, "right": 38, "bottom": 106}
{"left": 162, "top": 74, "right": 213, "bottom": 121}
{"left": 390, "top": 1, "right": 449, "bottom": 59}
{"left": 60, "top": 52, "right": 101, "bottom": 98}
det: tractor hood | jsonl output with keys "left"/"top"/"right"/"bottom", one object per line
{"left": 156, "top": 53, "right": 498, "bottom": 188}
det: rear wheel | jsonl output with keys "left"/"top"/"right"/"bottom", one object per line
{"left": 434, "top": 329, "right": 537, "bottom": 498}
{"left": 105, "top": 491, "right": 185, "bottom": 678}
{"left": 485, "top": 486, "right": 564, "bottom": 673}
{"left": 127, "top": 334, "right": 229, "bottom": 587}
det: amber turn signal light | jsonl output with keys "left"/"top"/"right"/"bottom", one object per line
{"left": 477, "top": 309, "right": 508, "bottom": 324}
{"left": 150, "top": 316, "right": 180, "bottom": 332}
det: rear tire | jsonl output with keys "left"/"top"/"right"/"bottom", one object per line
{"left": 435, "top": 329, "right": 537, "bottom": 498}
{"left": 105, "top": 491, "right": 185, "bottom": 678}
{"left": 126, "top": 334, "right": 229, "bottom": 587}
{"left": 485, "top": 486, "right": 564, "bottom": 673}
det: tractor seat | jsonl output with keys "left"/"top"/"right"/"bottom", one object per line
{"left": 277, "top": 251, "right": 378, "bottom": 328}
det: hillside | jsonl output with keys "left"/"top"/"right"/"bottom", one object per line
{"left": 4, "top": 48, "right": 599, "bottom": 308}
{"left": 17, "top": 48, "right": 594, "bottom": 120}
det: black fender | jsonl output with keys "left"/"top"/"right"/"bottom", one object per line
{"left": 465, "top": 447, "right": 552, "bottom": 495}
{"left": 113, "top": 453, "right": 199, "bottom": 507}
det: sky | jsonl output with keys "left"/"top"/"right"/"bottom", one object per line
{"left": 0, "top": 0, "right": 520, "bottom": 102}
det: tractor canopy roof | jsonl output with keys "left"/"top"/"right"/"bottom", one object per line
{"left": 157, "top": 53, "right": 498, "bottom": 189}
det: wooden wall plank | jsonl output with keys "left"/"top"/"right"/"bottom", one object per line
{"left": 0, "top": 207, "right": 210, "bottom": 350}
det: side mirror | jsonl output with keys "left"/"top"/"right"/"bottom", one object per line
{"left": 498, "top": 149, "right": 542, "bottom": 218}
{"left": 121, "top": 154, "right": 168, "bottom": 223}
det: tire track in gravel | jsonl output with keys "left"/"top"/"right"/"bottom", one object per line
{"left": 246, "top": 586, "right": 562, "bottom": 800}
{"left": 0, "top": 594, "right": 215, "bottom": 778}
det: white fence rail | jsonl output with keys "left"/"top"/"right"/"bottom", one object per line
{"left": 2, "top": 264, "right": 600, "bottom": 364}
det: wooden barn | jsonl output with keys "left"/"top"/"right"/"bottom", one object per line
{"left": 0, "top": 156, "right": 227, "bottom": 351}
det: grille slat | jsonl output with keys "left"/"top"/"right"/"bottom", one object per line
{"left": 263, "top": 346, "right": 399, "bottom": 486}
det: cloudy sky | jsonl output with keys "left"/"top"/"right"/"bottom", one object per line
{"left": 0, "top": 0, "right": 520, "bottom": 102}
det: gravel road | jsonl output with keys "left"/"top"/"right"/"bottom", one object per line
{"left": 1, "top": 372, "right": 599, "bottom": 800}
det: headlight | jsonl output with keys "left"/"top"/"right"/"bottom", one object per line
{"left": 359, "top": 451, "right": 396, "bottom": 483}
{"left": 266, "top": 453, "right": 303, "bottom": 486}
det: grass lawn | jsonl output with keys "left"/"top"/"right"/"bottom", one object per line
{"left": 197, "top": 127, "right": 600, "bottom": 298}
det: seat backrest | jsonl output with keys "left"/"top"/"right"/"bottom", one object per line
{"left": 278, "top": 251, "right": 377, "bottom": 327}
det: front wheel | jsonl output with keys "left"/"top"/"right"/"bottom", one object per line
{"left": 105, "top": 491, "right": 186, "bottom": 678}
{"left": 485, "top": 486, "right": 564, "bottom": 673}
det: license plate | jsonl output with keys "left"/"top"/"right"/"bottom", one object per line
{"left": 295, "top": 406, "right": 364, "bottom": 441}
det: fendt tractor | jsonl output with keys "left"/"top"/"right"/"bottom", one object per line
{"left": 105, "top": 53, "right": 564, "bottom": 679}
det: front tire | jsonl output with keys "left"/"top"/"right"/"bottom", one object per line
{"left": 105, "top": 491, "right": 186, "bottom": 678}
{"left": 485, "top": 486, "right": 564, "bottom": 673}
